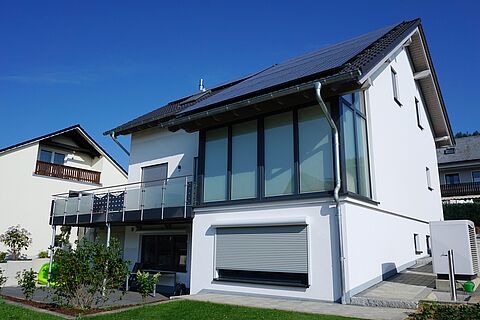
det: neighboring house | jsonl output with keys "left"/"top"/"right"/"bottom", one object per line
{"left": 437, "top": 136, "right": 480, "bottom": 202}
{"left": 0, "top": 125, "right": 127, "bottom": 257}
{"left": 48, "top": 19, "right": 453, "bottom": 303}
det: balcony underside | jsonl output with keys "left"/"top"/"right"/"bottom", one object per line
{"left": 51, "top": 207, "right": 193, "bottom": 227}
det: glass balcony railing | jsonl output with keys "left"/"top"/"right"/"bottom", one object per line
{"left": 50, "top": 175, "right": 194, "bottom": 226}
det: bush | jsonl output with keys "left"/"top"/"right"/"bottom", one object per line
{"left": 0, "top": 225, "right": 32, "bottom": 260}
{"left": 136, "top": 271, "right": 160, "bottom": 301}
{"left": 412, "top": 302, "right": 480, "bottom": 320}
{"left": 0, "top": 251, "right": 6, "bottom": 262}
{"left": 16, "top": 269, "right": 37, "bottom": 300}
{"left": 443, "top": 203, "right": 480, "bottom": 226}
{"left": 38, "top": 251, "right": 49, "bottom": 259}
{"left": 52, "top": 238, "right": 129, "bottom": 309}
{"left": 0, "top": 269, "right": 6, "bottom": 292}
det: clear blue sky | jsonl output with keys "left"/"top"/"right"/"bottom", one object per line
{"left": 0, "top": 1, "right": 477, "bottom": 169}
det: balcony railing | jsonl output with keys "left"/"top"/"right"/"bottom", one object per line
{"left": 440, "top": 182, "right": 480, "bottom": 197}
{"left": 50, "top": 175, "right": 194, "bottom": 226}
{"left": 35, "top": 160, "right": 101, "bottom": 184}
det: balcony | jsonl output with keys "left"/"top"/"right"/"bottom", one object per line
{"left": 440, "top": 182, "right": 480, "bottom": 198}
{"left": 35, "top": 160, "right": 101, "bottom": 184}
{"left": 50, "top": 175, "right": 194, "bottom": 226}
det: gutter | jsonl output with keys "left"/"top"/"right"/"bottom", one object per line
{"left": 109, "top": 132, "right": 130, "bottom": 156}
{"left": 314, "top": 81, "right": 348, "bottom": 304}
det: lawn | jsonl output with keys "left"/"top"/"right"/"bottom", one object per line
{"left": 0, "top": 298, "right": 362, "bottom": 320}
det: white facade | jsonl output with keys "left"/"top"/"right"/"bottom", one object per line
{"left": 0, "top": 129, "right": 127, "bottom": 257}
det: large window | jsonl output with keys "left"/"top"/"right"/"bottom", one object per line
{"left": 231, "top": 121, "right": 258, "bottom": 200}
{"left": 141, "top": 234, "right": 187, "bottom": 272}
{"left": 298, "top": 106, "right": 334, "bottom": 193}
{"left": 445, "top": 173, "right": 460, "bottom": 185}
{"left": 264, "top": 112, "right": 294, "bottom": 197}
{"left": 39, "top": 149, "right": 65, "bottom": 164}
{"left": 204, "top": 128, "right": 228, "bottom": 202}
{"left": 341, "top": 92, "right": 371, "bottom": 198}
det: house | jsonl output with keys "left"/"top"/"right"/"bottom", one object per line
{"left": 437, "top": 135, "right": 480, "bottom": 203}
{"left": 0, "top": 125, "right": 127, "bottom": 258}
{"left": 47, "top": 19, "right": 453, "bottom": 303}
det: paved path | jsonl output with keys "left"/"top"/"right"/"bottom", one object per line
{"left": 179, "top": 292, "right": 413, "bottom": 320}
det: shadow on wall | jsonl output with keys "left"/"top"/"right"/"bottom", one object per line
{"left": 382, "top": 262, "right": 398, "bottom": 280}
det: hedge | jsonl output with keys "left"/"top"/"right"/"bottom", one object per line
{"left": 443, "top": 203, "right": 480, "bottom": 226}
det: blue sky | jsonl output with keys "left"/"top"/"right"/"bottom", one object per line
{"left": 0, "top": 0, "right": 477, "bottom": 169}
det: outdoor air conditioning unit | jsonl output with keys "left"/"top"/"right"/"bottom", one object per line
{"left": 430, "top": 220, "right": 479, "bottom": 280}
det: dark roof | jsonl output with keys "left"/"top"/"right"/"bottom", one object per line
{"left": 0, "top": 125, "right": 127, "bottom": 175}
{"left": 437, "top": 136, "right": 480, "bottom": 164}
{"left": 106, "top": 19, "right": 420, "bottom": 136}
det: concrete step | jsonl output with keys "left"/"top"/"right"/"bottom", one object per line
{"left": 350, "top": 296, "right": 419, "bottom": 309}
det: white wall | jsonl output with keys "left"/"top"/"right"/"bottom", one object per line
{"left": 0, "top": 141, "right": 127, "bottom": 258}
{"left": 128, "top": 127, "right": 198, "bottom": 183}
{"left": 190, "top": 200, "right": 341, "bottom": 301}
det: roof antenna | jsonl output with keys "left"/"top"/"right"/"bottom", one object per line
{"left": 199, "top": 78, "right": 206, "bottom": 92}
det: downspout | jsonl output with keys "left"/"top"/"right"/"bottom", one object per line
{"left": 314, "top": 82, "right": 348, "bottom": 304}
{"left": 110, "top": 132, "right": 130, "bottom": 156}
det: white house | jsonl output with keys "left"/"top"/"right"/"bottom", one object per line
{"left": 48, "top": 19, "right": 453, "bottom": 302}
{"left": 0, "top": 125, "right": 127, "bottom": 258}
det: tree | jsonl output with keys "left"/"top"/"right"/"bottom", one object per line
{"left": 0, "top": 225, "right": 32, "bottom": 260}
{"left": 52, "top": 238, "right": 129, "bottom": 309}
{"left": 54, "top": 226, "right": 72, "bottom": 249}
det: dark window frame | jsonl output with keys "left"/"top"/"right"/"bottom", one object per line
{"left": 39, "top": 149, "right": 66, "bottom": 165}
{"left": 391, "top": 67, "right": 402, "bottom": 106}
{"left": 426, "top": 167, "right": 433, "bottom": 191}
{"left": 215, "top": 269, "right": 309, "bottom": 288}
{"left": 414, "top": 233, "right": 423, "bottom": 255}
{"left": 140, "top": 234, "right": 188, "bottom": 273}
{"left": 472, "top": 171, "right": 480, "bottom": 184}
{"left": 445, "top": 173, "right": 460, "bottom": 185}
{"left": 339, "top": 91, "right": 372, "bottom": 198}
{"left": 415, "top": 97, "right": 423, "bottom": 130}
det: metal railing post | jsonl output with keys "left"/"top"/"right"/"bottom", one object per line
{"left": 63, "top": 198, "right": 67, "bottom": 225}
{"left": 161, "top": 180, "right": 166, "bottom": 219}
{"left": 122, "top": 187, "right": 126, "bottom": 222}
{"left": 47, "top": 225, "right": 56, "bottom": 287}
{"left": 140, "top": 186, "right": 145, "bottom": 221}
{"left": 448, "top": 249, "right": 457, "bottom": 302}
{"left": 105, "top": 190, "right": 110, "bottom": 223}
{"left": 184, "top": 176, "right": 188, "bottom": 218}
{"left": 76, "top": 195, "right": 81, "bottom": 225}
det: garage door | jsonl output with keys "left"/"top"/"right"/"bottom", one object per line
{"left": 215, "top": 225, "right": 308, "bottom": 286}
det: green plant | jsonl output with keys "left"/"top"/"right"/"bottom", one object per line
{"left": 52, "top": 238, "right": 129, "bottom": 309}
{"left": 54, "top": 226, "right": 72, "bottom": 248}
{"left": 0, "top": 251, "right": 6, "bottom": 262}
{"left": 0, "top": 225, "right": 32, "bottom": 260}
{"left": 16, "top": 268, "right": 37, "bottom": 300}
{"left": 412, "top": 302, "right": 480, "bottom": 320}
{"left": 38, "top": 250, "right": 49, "bottom": 259}
{"left": 136, "top": 271, "right": 160, "bottom": 301}
{"left": 0, "top": 269, "right": 7, "bottom": 292}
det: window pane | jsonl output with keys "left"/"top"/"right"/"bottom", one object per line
{"left": 39, "top": 150, "right": 52, "bottom": 162}
{"left": 264, "top": 112, "right": 294, "bottom": 197}
{"left": 445, "top": 174, "right": 460, "bottom": 185}
{"left": 473, "top": 172, "right": 480, "bottom": 183}
{"left": 298, "top": 106, "right": 334, "bottom": 193}
{"left": 353, "top": 92, "right": 365, "bottom": 114}
{"left": 231, "top": 121, "right": 257, "bottom": 200}
{"left": 343, "top": 108, "right": 357, "bottom": 193}
{"left": 356, "top": 116, "right": 371, "bottom": 197}
{"left": 204, "top": 127, "right": 228, "bottom": 202}
{"left": 142, "top": 163, "right": 168, "bottom": 187}
{"left": 53, "top": 153, "right": 65, "bottom": 165}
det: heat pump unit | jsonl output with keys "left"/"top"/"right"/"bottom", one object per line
{"left": 430, "top": 220, "right": 479, "bottom": 279}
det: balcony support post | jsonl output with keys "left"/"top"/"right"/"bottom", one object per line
{"left": 161, "top": 180, "right": 166, "bottom": 219}
{"left": 106, "top": 222, "right": 111, "bottom": 247}
{"left": 184, "top": 177, "right": 188, "bottom": 218}
{"left": 47, "top": 225, "right": 56, "bottom": 287}
{"left": 105, "top": 190, "right": 110, "bottom": 223}
{"left": 122, "top": 187, "right": 126, "bottom": 222}
{"left": 63, "top": 199, "right": 67, "bottom": 225}
{"left": 76, "top": 195, "right": 81, "bottom": 225}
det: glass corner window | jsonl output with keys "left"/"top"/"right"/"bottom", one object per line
{"left": 231, "top": 121, "right": 257, "bottom": 200}
{"left": 203, "top": 127, "right": 228, "bottom": 202}
{"left": 341, "top": 91, "right": 371, "bottom": 198}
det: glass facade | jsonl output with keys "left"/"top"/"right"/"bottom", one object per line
{"left": 298, "top": 106, "right": 333, "bottom": 193}
{"left": 231, "top": 120, "right": 257, "bottom": 200}
{"left": 204, "top": 127, "right": 228, "bottom": 202}
{"left": 264, "top": 112, "right": 294, "bottom": 197}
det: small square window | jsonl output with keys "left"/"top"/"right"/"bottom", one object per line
{"left": 444, "top": 148, "right": 455, "bottom": 155}
{"left": 414, "top": 234, "right": 422, "bottom": 255}
{"left": 53, "top": 153, "right": 65, "bottom": 165}
{"left": 445, "top": 173, "right": 460, "bottom": 185}
{"left": 415, "top": 98, "right": 423, "bottom": 130}
{"left": 39, "top": 150, "right": 52, "bottom": 163}
{"left": 473, "top": 172, "right": 480, "bottom": 183}
{"left": 391, "top": 67, "right": 401, "bottom": 106}
{"left": 426, "top": 167, "right": 433, "bottom": 191}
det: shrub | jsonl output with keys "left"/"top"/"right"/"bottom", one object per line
{"left": 0, "top": 269, "right": 6, "bottom": 292}
{"left": 54, "top": 226, "right": 72, "bottom": 249}
{"left": 52, "top": 238, "right": 129, "bottom": 309}
{"left": 136, "top": 271, "right": 160, "bottom": 301}
{"left": 38, "top": 251, "right": 49, "bottom": 259}
{"left": 443, "top": 203, "right": 480, "bottom": 226}
{"left": 411, "top": 302, "right": 480, "bottom": 320}
{"left": 16, "top": 269, "right": 37, "bottom": 300}
{"left": 0, "top": 225, "right": 32, "bottom": 260}
{"left": 0, "top": 251, "right": 6, "bottom": 262}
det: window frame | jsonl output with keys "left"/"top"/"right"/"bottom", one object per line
{"left": 414, "top": 233, "right": 423, "bottom": 255}
{"left": 444, "top": 173, "right": 460, "bottom": 185}
{"left": 197, "top": 101, "right": 336, "bottom": 206}
{"left": 38, "top": 149, "right": 66, "bottom": 165}
{"left": 426, "top": 167, "right": 433, "bottom": 191}
{"left": 339, "top": 91, "right": 372, "bottom": 199}
{"left": 472, "top": 171, "right": 480, "bottom": 183}
{"left": 415, "top": 97, "right": 424, "bottom": 130}
{"left": 391, "top": 67, "right": 402, "bottom": 106}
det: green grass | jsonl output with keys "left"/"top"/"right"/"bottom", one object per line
{"left": 0, "top": 298, "right": 361, "bottom": 320}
